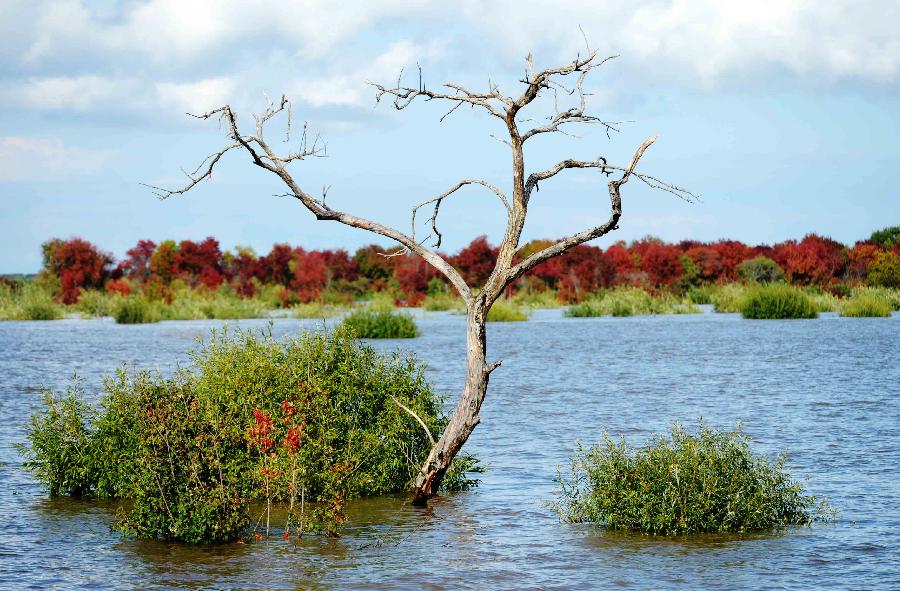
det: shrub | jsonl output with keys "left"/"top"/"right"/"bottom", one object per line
{"left": 486, "top": 300, "right": 530, "bottom": 322}
{"left": 840, "top": 291, "right": 893, "bottom": 318}
{"left": 552, "top": 423, "right": 831, "bottom": 535}
{"left": 740, "top": 283, "right": 818, "bottom": 319}
{"left": 509, "top": 289, "right": 565, "bottom": 309}
{"left": 340, "top": 309, "right": 419, "bottom": 338}
{"left": 113, "top": 295, "right": 161, "bottom": 324}
{"left": 869, "top": 225, "right": 900, "bottom": 249}
{"left": 737, "top": 256, "right": 784, "bottom": 283}
{"left": 20, "top": 326, "right": 480, "bottom": 542}
{"left": 17, "top": 385, "right": 97, "bottom": 496}
{"left": 867, "top": 251, "right": 900, "bottom": 288}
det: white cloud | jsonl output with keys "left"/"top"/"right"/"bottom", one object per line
{"left": 155, "top": 77, "right": 237, "bottom": 113}
{"left": 0, "top": 136, "right": 109, "bottom": 181}
{"left": 1, "top": 0, "right": 898, "bottom": 118}
{"left": 290, "top": 40, "right": 445, "bottom": 107}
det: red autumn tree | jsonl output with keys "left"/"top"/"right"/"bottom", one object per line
{"left": 709, "top": 240, "right": 751, "bottom": 281}
{"left": 682, "top": 245, "right": 724, "bottom": 283}
{"left": 41, "top": 238, "right": 114, "bottom": 304}
{"left": 289, "top": 248, "right": 329, "bottom": 302}
{"left": 452, "top": 236, "right": 498, "bottom": 285}
{"left": 177, "top": 237, "right": 226, "bottom": 289}
{"left": 119, "top": 239, "right": 156, "bottom": 281}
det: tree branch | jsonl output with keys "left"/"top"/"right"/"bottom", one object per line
{"left": 507, "top": 136, "right": 666, "bottom": 283}
{"left": 412, "top": 179, "right": 511, "bottom": 248}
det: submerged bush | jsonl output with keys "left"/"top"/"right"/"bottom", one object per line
{"left": 20, "top": 326, "right": 479, "bottom": 543}
{"left": 553, "top": 423, "right": 830, "bottom": 535}
{"left": 340, "top": 308, "right": 419, "bottom": 338}
{"left": 840, "top": 291, "right": 893, "bottom": 318}
{"left": 486, "top": 300, "right": 530, "bottom": 322}
{"left": 566, "top": 287, "right": 699, "bottom": 318}
{"left": 740, "top": 283, "right": 818, "bottom": 319}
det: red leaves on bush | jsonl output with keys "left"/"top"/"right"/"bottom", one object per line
{"left": 42, "top": 238, "right": 113, "bottom": 304}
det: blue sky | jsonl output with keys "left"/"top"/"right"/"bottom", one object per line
{"left": 1, "top": 1, "right": 898, "bottom": 273}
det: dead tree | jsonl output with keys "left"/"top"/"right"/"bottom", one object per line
{"left": 149, "top": 47, "right": 694, "bottom": 506}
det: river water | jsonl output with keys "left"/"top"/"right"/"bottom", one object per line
{"left": 0, "top": 309, "right": 897, "bottom": 590}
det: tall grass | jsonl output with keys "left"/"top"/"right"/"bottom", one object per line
{"left": 487, "top": 300, "right": 530, "bottom": 322}
{"left": 566, "top": 287, "right": 699, "bottom": 318}
{"left": 853, "top": 286, "right": 900, "bottom": 311}
{"left": 803, "top": 287, "right": 840, "bottom": 313}
{"left": 509, "top": 290, "right": 565, "bottom": 309}
{"left": 0, "top": 281, "right": 65, "bottom": 321}
{"left": 552, "top": 422, "right": 832, "bottom": 535}
{"left": 113, "top": 295, "right": 162, "bottom": 324}
{"left": 421, "top": 292, "right": 464, "bottom": 311}
{"left": 740, "top": 283, "right": 818, "bottom": 319}
{"left": 709, "top": 283, "right": 748, "bottom": 313}
{"left": 340, "top": 308, "right": 419, "bottom": 338}
{"left": 290, "top": 301, "right": 347, "bottom": 318}
{"left": 840, "top": 290, "right": 893, "bottom": 317}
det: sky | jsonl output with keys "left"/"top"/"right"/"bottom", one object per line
{"left": 1, "top": 0, "right": 898, "bottom": 273}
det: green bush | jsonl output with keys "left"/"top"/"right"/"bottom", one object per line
{"left": 552, "top": 423, "right": 831, "bottom": 535}
{"left": 340, "top": 308, "right": 419, "bottom": 338}
{"left": 75, "top": 289, "right": 116, "bottom": 318}
{"left": 487, "top": 300, "right": 530, "bottom": 322}
{"left": 870, "top": 225, "right": 900, "bottom": 249}
{"left": 840, "top": 291, "right": 893, "bottom": 317}
{"left": 737, "top": 257, "right": 784, "bottom": 283}
{"left": 566, "top": 287, "right": 699, "bottom": 318}
{"left": 867, "top": 251, "right": 900, "bottom": 288}
{"left": 113, "top": 295, "right": 161, "bottom": 324}
{"left": 740, "top": 283, "right": 818, "bottom": 319}
{"left": 20, "top": 326, "right": 479, "bottom": 542}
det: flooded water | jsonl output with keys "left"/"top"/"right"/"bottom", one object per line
{"left": 1, "top": 310, "right": 898, "bottom": 590}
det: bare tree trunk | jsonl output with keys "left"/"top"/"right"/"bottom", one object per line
{"left": 412, "top": 298, "right": 492, "bottom": 505}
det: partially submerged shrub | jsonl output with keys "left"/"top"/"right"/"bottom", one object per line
{"left": 804, "top": 288, "right": 840, "bottom": 313}
{"left": 741, "top": 283, "right": 818, "bottom": 319}
{"left": 486, "top": 300, "right": 530, "bottom": 322}
{"left": 737, "top": 256, "right": 784, "bottom": 283}
{"left": 21, "top": 326, "right": 479, "bottom": 542}
{"left": 566, "top": 287, "right": 699, "bottom": 318}
{"left": 340, "top": 309, "right": 419, "bottom": 338}
{"left": 840, "top": 291, "right": 893, "bottom": 317}
{"left": 553, "top": 423, "right": 831, "bottom": 535}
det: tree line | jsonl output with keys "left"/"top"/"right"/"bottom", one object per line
{"left": 24, "top": 226, "right": 900, "bottom": 306}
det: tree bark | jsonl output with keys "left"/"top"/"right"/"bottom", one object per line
{"left": 411, "top": 297, "right": 492, "bottom": 505}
